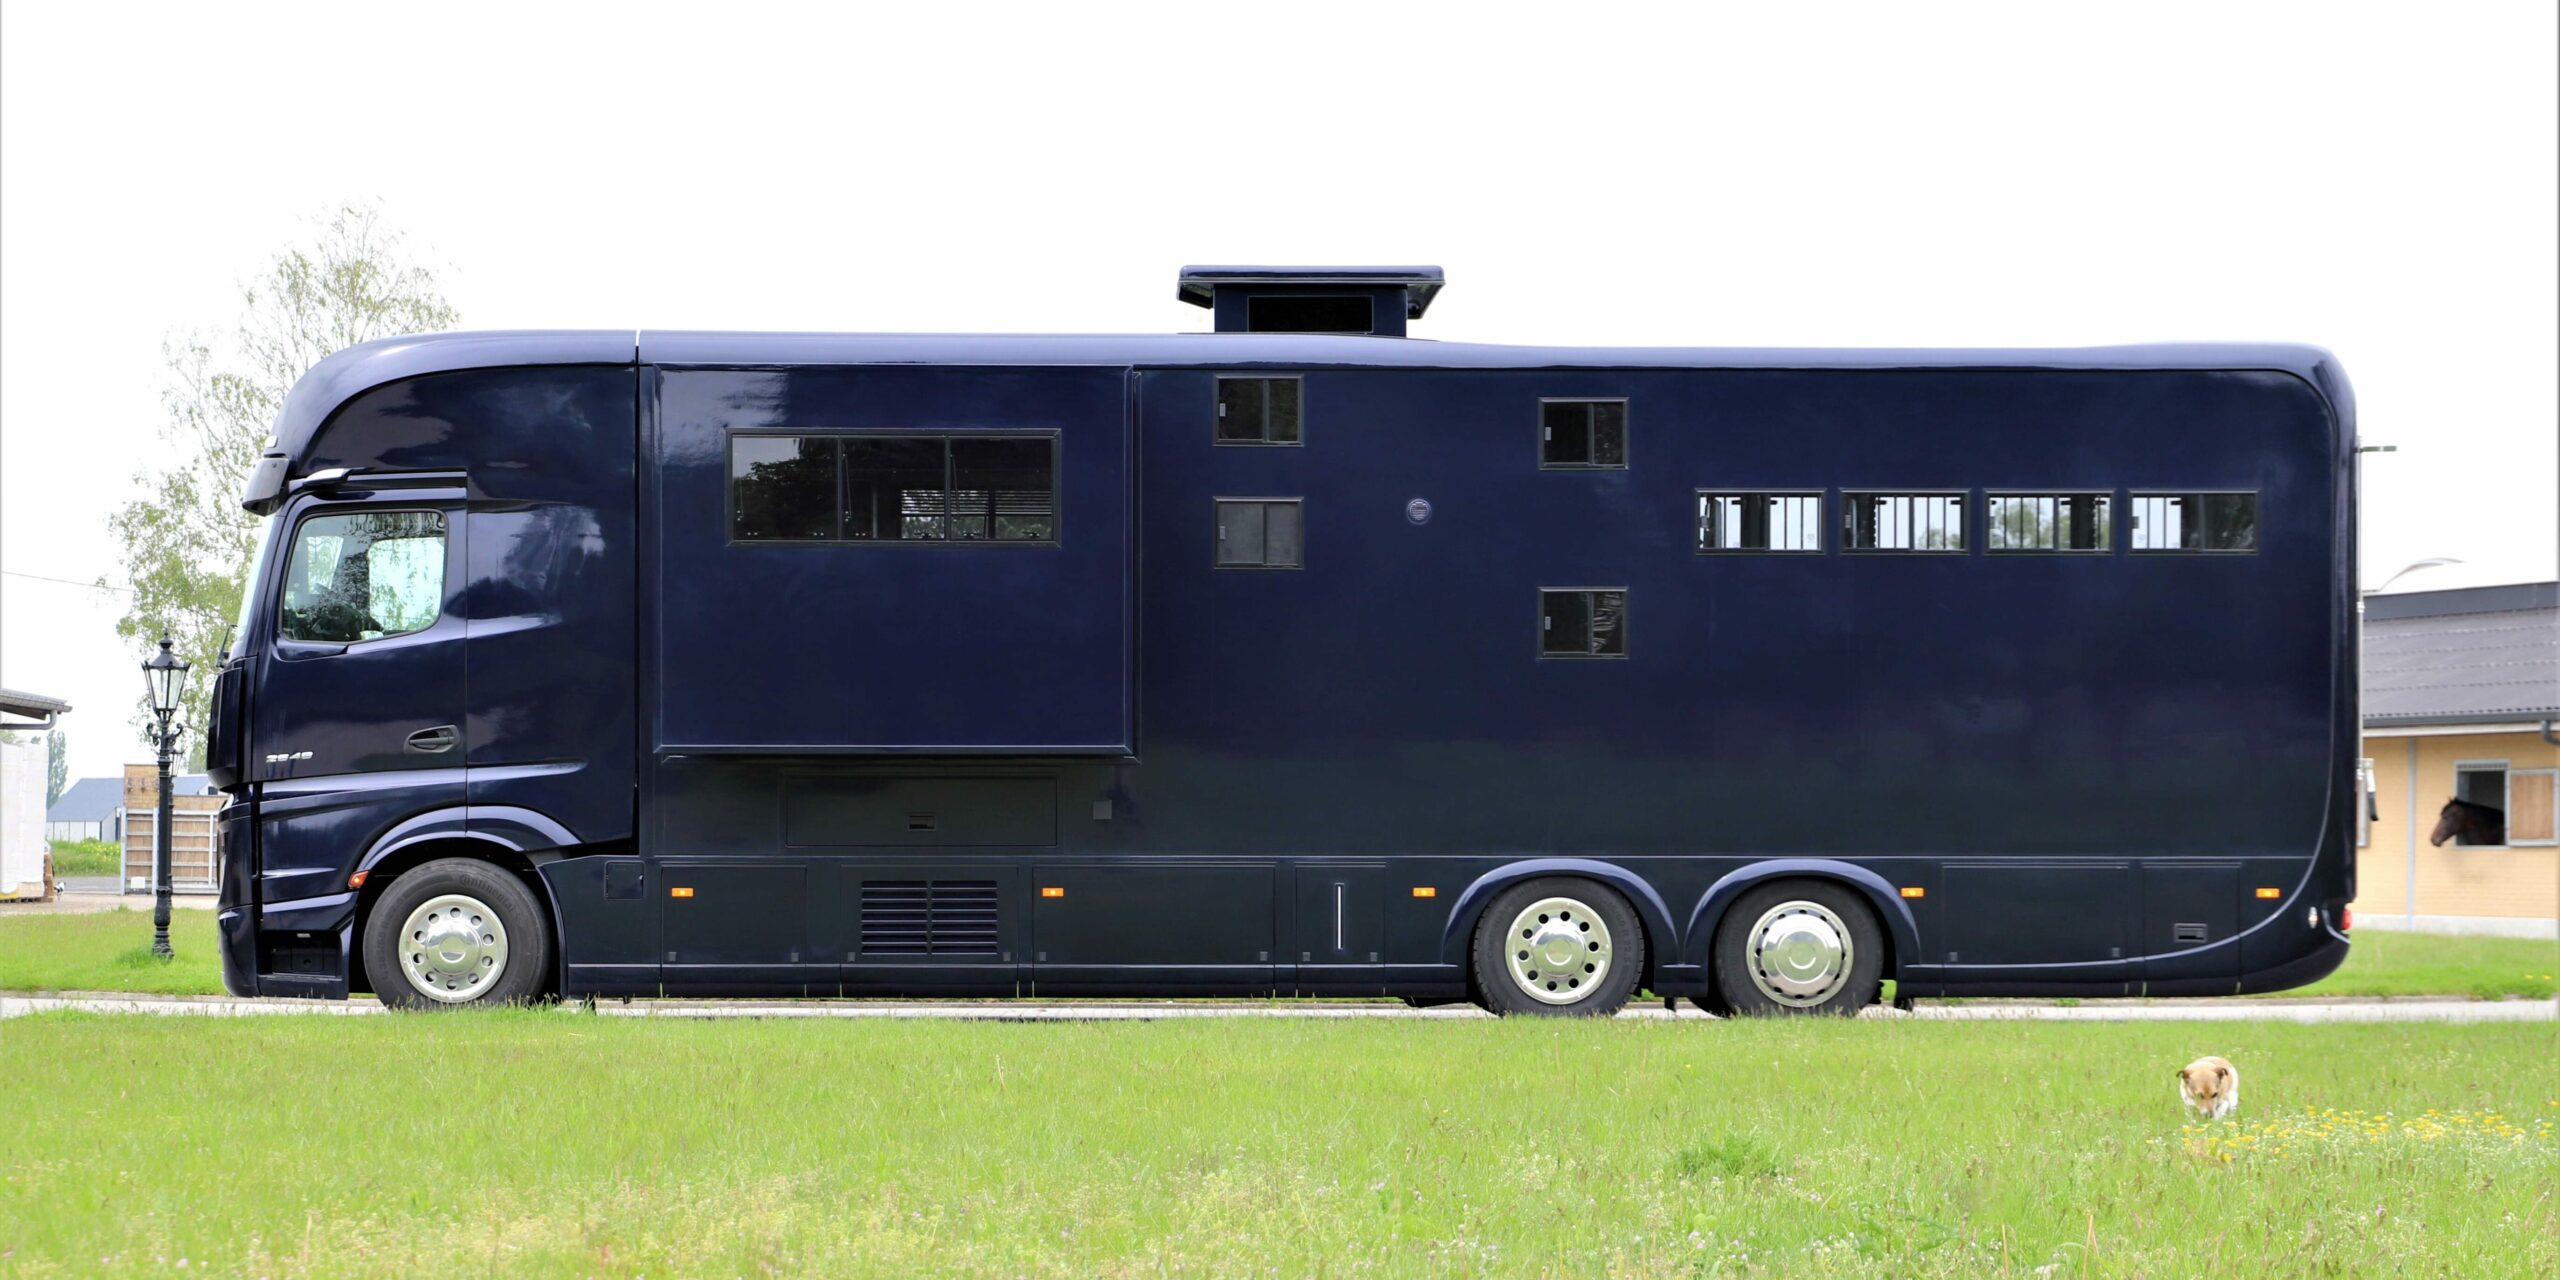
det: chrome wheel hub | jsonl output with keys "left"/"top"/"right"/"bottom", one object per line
{"left": 1745, "top": 900, "right": 1851, "bottom": 1007}
{"left": 397, "top": 893, "right": 508, "bottom": 1003}
{"left": 1504, "top": 896, "right": 1612, "bottom": 1004}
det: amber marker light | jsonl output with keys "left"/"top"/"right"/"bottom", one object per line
{"left": 2254, "top": 887, "right": 2283, "bottom": 899}
{"left": 1412, "top": 886, "right": 1437, "bottom": 898}
{"left": 1899, "top": 886, "right": 1925, "bottom": 898}
{"left": 1040, "top": 886, "right": 1066, "bottom": 899}
{"left": 669, "top": 886, "right": 695, "bottom": 899}
{"left": 347, "top": 870, "right": 369, "bottom": 889}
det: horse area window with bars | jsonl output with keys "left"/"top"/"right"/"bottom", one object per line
{"left": 1698, "top": 491, "right": 1823, "bottom": 552}
{"left": 1986, "top": 492, "right": 2112, "bottom": 552}
{"left": 1215, "top": 499, "right": 1303, "bottom": 569}
{"left": 2129, "top": 492, "right": 2258, "bottom": 552}
{"left": 1216, "top": 376, "right": 1302, "bottom": 445}
{"left": 1843, "top": 492, "right": 1966, "bottom": 552}
{"left": 1540, "top": 588, "right": 1627, "bottom": 658}
{"left": 1540, "top": 399, "right": 1627, "bottom": 468}
{"left": 729, "top": 433, "right": 1058, "bottom": 543}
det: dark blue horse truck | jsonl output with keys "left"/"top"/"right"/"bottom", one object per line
{"left": 205, "top": 266, "right": 2358, "bottom": 1015}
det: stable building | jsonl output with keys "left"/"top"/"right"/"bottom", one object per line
{"left": 2352, "top": 581, "right": 2559, "bottom": 938}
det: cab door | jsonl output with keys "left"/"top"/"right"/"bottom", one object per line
{"left": 247, "top": 487, "right": 470, "bottom": 904}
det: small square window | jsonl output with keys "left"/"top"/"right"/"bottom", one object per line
{"left": 1540, "top": 400, "right": 1627, "bottom": 469}
{"left": 1540, "top": 588, "right": 1627, "bottom": 658}
{"left": 1699, "top": 491, "right": 1824, "bottom": 552}
{"left": 1843, "top": 492, "right": 1967, "bottom": 552}
{"left": 1215, "top": 499, "right": 1302, "bottom": 569}
{"left": 2129, "top": 492, "right": 2257, "bottom": 552}
{"left": 1985, "top": 492, "right": 2112, "bottom": 552}
{"left": 1216, "top": 377, "right": 1302, "bottom": 445}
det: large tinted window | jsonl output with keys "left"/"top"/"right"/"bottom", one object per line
{"left": 845, "top": 437, "right": 948, "bottom": 541}
{"left": 279, "top": 510, "right": 447, "bottom": 644}
{"left": 730, "top": 433, "right": 1058, "bottom": 544}
{"left": 732, "top": 436, "right": 839, "bottom": 540}
{"left": 951, "top": 437, "right": 1058, "bottom": 542}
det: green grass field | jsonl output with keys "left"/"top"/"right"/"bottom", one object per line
{"left": 42, "top": 839, "right": 120, "bottom": 876}
{"left": 0, "top": 1014, "right": 2550, "bottom": 1277}
{"left": 0, "top": 909, "right": 223, "bottom": 995}
{"left": 4, "top": 910, "right": 2548, "bottom": 1001}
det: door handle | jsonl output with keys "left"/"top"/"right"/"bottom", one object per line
{"left": 404, "top": 725, "right": 460, "bottom": 754}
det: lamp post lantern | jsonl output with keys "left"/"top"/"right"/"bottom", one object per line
{"left": 142, "top": 636, "right": 189, "bottom": 959}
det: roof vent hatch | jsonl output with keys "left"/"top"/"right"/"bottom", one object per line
{"left": 1177, "top": 265, "right": 1443, "bottom": 337}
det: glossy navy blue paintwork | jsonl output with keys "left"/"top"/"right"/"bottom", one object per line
{"left": 211, "top": 319, "right": 2356, "bottom": 1004}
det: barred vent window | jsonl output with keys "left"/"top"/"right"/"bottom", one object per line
{"left": 1986, "top": 493, "right": 2112, "bottom": 552}
{"left": 1698, "top": 491, "right": 1823, "bottom": 553}
{"left": 1843, "top": 492, "right": 1966, "bottom": 552}
{"left": 2129, "top": 492, "right": 2257, "bottom": 552}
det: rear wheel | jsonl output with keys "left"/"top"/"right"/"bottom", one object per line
{"left": 1709, "top": 879, "right": 1884, "bottom": 1017}
{"left": 362, "top": 858, "right": 552, "bottom": 1010}
{"left": 1470, "top": 877, "right": 1645, "bottom": 1017}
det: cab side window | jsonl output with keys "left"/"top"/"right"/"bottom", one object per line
{"left": 279, "top": 511, "right": 447, "bottom": 644}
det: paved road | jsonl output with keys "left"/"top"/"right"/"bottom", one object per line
{"left": 4, "top": 993, "right": 2551, "bottom": 1023}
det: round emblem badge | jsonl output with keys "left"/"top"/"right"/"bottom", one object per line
{"left": 1406, "top": 497, "right": 1433, "bottom": 525}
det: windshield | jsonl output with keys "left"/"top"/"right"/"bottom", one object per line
{"left": 231, "top": 516, "right": 280, "bottom": 658}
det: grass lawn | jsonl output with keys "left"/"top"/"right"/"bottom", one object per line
{"left": 43, "top": 839, "right": 119, "bottom": 876}
{"left": 0, "top": 1015, "right": 2551, "bottom": 1277}
{"left": 0, "top": 909, "right": 223, "bottom": 995}
{"left": 2274, "top": 929, "right": 2557, "bottom": 1001}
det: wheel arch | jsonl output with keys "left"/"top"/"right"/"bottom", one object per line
{"left": 347, "top": 806, "right": 574, "bottom": 995}
{"left": 1682, "top": 859, "right": 1919, "bottom": 980}
{"left": 1437, "top": 858, "right": 1680, "bottom": 988}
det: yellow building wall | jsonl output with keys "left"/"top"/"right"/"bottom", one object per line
{"left": 2354, "top": 729, "right": 2560, "bottom": 922}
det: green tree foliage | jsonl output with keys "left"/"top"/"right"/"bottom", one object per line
{"left": 108, "top": 206, "right": 458, "bottom": 765}
{"left": 47, "top": 731, "right": 67, "bottom": 807}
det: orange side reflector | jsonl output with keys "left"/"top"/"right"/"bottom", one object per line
{"left": 669, "top": 886, "right": 695, "bottom": 899}
{"left": 1040, "top": 886, "right": 1066, "bottom": 899}
{"left": 347, "top": 870, "right": 369, "bottom": 889}
{"left": 1899, "top": 886, "right": 1925, "bottom": 899}
{"left": 1412, "top": 886, "right": 1437, "bottom": 898}
{"left": 2341, "top": 906, "right": 2353, "bottom": 930}
{"left": 2254, "top": 887, "right": 2283, "bottom": 900}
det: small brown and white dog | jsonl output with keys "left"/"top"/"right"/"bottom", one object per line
{"left": 2177, "top": 1056, "right": 2240, "bottom": 1120}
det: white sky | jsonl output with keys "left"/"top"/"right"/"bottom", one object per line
{"left": 3, "top": 2, "right": 2554, "bottom": 784}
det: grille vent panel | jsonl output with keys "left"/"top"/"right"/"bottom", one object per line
{"left": 860, "top": 880, "right": 1000, "bottom": 957}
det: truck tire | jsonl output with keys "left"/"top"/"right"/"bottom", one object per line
{"left": 1709, "top": 879, "right": 1884, "bottom": 1017}
{"left": 362, "top": 857, "right": 553, "bottom": 1010}
{"left": 1470, "top": 877, "right": 1645, "bottom": 1016}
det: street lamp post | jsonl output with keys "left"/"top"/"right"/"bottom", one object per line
{"left": 142, "top": 636, "right": 190, "bottom": 959}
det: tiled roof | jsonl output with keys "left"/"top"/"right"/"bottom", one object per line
{"left": 2364, "top": 583, "right": 2559, "bottom": 727}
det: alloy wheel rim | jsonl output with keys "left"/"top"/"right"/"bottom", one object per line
{"left": 1504, "top": 896, "right": 1612, "bottom": 1004}
{"left": 397, "top": 893, "right": 508, "bottom": 1003}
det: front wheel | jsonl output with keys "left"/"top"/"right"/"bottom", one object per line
{"left": 1470, "top": 877, "right": 1646, "bottom": 1016}
{"left": 1709, "top": 879, "right": 1884, "bottom": 1017}
{"left": 362, "top": 858, "right": 553, "bottom": 1010}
